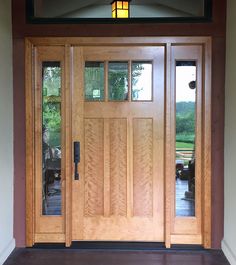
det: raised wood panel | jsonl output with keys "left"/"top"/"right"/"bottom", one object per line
{"left": 171, "top": 234, "right": 202, "bottom": 245}
{"left": 133, "top": 118, "right": 153, "bottom": 217}
{"left": 35, "top": 233, "right": 65, "bottom": 243}
{"left": 84, "top": 118, "right": 104, "bottom": 217}
{"left": 110, "top": 119, "right": 127, "bottom": 217}
{"left": 83, "top": 217, "right": 159, "bottom": 241}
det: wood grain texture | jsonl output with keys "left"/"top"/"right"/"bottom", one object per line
{"left": 110, "top": 119, "right": 127, "bottom": 217}
{"left": 64, "top": 45, "right": 72, "bottom": 247}
{"left": 73, "top": 46, "right": 164, "bottom": 242}
{"left": 25, "top": 39, "right": 34, "bottom": 247}
{"left": 83, "top": 217, "right": 159, "bottom": 241}
{"left": 133, "top": 118, "right": 153, "bottom": 217}
{"left": 169, "top": 44, "right": 212, "bottom": 246}
{"left": 164, "top": 42, "right": 173, "bottom": 248}
{"left": 84, "top": 118, "right": 104, "bottom": 217}
{"left": 33, "top": 46, "right": 65, "bottom": 241}
{"left": 202, "top": 39, "right": 212, "bottom": 248}
{"left": 25, "top": 39, "right": 212, "bottom": 246}
{"left": 71, "top": 47, "right": 85, "bottom": 240}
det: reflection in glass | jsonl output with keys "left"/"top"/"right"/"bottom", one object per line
{"left": 42, "top": 62, "right": 62, "bottom": 216}
{"left": 85, "top": 62, "right": 104, "bottom": 101}
{"left": 175, "top": 61, "right": 196, "bottom": 217}
{"left": 109, "top": 61, "right": 128, "bottom": 101}
{"left": 132, "top": 61, "right": 152, "bottom": 101}
{"left": 32, "top": 0, "right": 206, "bottom": 19}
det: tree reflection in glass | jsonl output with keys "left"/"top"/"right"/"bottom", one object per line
{"left": 175, "top": 61, "right": 196, "bottom": 217}
{"left": 108, "top": 61, "right": 128, "bottom": 101}
{"left": 42, "top": 62, "right": 62, "bottom": 216}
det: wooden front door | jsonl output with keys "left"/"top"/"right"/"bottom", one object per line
{"left": 26, "top": 37, "right": 212, "bottom": 247}
{"left": 71, "top": 46, "right": 165, "bottom": 241}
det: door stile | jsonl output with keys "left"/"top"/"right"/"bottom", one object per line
{"left": 153, "top": 46, "right": 165, "bottom": 241}
{"left": 165, "top": 42, "right": 173, "bottom": 248}
{"left": 71, "top": 47, "right": 85, "bottom": 240}
{"left": 202, "top": 39, "right": 212, "bottom": 248}
{"left": 25, "top": 39, "right": 35, "bottom": 247}
{"left": 64, "top": 45, "right": 73, "bottom": 247}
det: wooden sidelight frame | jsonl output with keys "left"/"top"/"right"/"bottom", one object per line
{"left": 25, "top": 37, "right": 211, "bottom": 248}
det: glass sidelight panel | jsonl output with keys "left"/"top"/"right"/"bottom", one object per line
{"left": 175, "top": 61, "right": 196, "bottom": 217}
{"left": 131, "top": 61, "right": 152, "bottom": 101}
{"left": 108, "top": 61, "right": 128, "bottom": 101}
{"left": 85, "top": 62, "right": 104, "bottom": 101}
{"left": 42, "top": 62, "right": 62, "bottom": 216}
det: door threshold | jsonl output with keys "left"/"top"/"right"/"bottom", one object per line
{"left": 32, "top": 242, "right": 204, "bottom": 251}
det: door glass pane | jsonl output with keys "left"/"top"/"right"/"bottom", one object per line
{"left": 85, "top": 62, "right": 104, "bottom": 101}
{"left": 132, "top": 61, "right": 152, "bottom": 101}
{"left": 32, "top": 0, "right": 208, "bottom": 20}
{"left": 42, "top": 62, "right": 62, "bottom": 216}
{"left": 175, "top": 61, "right": 196, "bottom": 217}
{"left": 108, "top": 61, "right": 128, "bottom": 101}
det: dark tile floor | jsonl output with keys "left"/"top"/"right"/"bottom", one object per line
{"left": 4, "top": 248, "right": 230, "bottom": 265}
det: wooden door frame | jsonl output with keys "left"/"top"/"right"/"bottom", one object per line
{"left": 25, "top": 36, "right": 211, "bottom": 248}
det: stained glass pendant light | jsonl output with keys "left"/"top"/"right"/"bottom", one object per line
{"left": 111, "top": 1, "right": 131, "bottom": 18}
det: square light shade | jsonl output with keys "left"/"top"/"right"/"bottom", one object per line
{"left": 111, "top": 1, "right": 131, "bottom": 18}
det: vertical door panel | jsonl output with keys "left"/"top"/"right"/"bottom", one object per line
{"left": 34, "top": 46, "right": 65, "bottom": 242}
{"left": 72, "top": 46, "right": 165, "bottom": 241}
{"left": 170, "top": 45, "right": 203, "bottom": 245}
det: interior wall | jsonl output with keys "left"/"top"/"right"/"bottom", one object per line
{"left": 222, "top": 0, "right": 236, "bottom": 264}
{"left": 0, "top": 0, "right": 15, "bottom": 264}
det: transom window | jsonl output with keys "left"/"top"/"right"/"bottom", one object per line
{"left": 27, "top": 0, "right": 212, "bottom": 23}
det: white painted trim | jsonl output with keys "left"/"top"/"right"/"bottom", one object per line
{"left": 222, "top": 239, "right": 236, "bottom": 265}
{"left": 0, "top": 238, "right": 15, "bottom": 265}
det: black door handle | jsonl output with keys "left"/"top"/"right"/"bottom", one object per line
{"left": 74, "top": 141, "right": 80, "bottom": 180}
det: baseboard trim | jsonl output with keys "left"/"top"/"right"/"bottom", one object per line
{"left": 0, "top": 238, "right": 15, "bottom": 265}
{"left": 222, "top": 238, "right": 236, "bottom": 265}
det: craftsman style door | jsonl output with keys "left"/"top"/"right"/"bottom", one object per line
{"left": 71, "top": 46, "right": 165, "bottom": 241}
{"left": 26, "top": 37, "right": 211, "bottom": 248}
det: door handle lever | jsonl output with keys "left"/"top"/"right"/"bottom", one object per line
{"left": 74, "top": 141, "right": 80, "bottom": 180}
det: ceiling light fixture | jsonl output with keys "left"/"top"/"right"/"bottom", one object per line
{"left": 111, "top": 0, "right": 131, "bottom": 18}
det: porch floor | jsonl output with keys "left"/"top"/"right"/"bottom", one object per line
{"left": 4, "top": 248, "right": 230, "bottom": 265}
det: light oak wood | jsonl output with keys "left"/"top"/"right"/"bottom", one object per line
{"left": 110, "top": 119, "right": 127, "bottom": 217}
{"left": 170, "top": 45, "right": 202, "bottom": 238}
{"left": 171, "top": 234, "right": 202, "bottom": 245}
{"left": 25, "top": 39, "right": 35, "bottom": 247}
{"left": 72, "top": 46, "right": 165, "bottom": 241}
{"left": 164, "top": 42, "right": 173, "bottom": 249}
{"left": 26, "top": 37, "right": 212, "bottom": 247}
{"left": 34, "top": 46, "right": 66, "bottom": 241}
{"left": 133, "top": 118, "right": 153, "bottom": 217}
{"left": 27, "top": 37, "right": 212, "bottom": 47}
{"left": 64, "top": 45, "right": 72, "bottom": 247}
{"left": 168, "top": 44, "right": 211, "bottom": 246}
{"left": 202, "top": 39, "right": 212, "bottom": 249}
{"left": 84, "top": 118, "right": 104, "bottom": 217}
{"left": 35, "top": 233, "right": 65, "bottom": 243}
